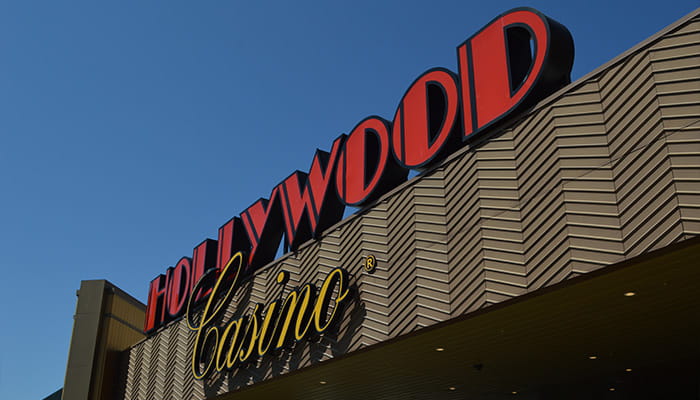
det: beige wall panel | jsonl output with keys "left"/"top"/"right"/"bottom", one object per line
{"left": 651, "top": 17, "right": 700, "bottom": 240}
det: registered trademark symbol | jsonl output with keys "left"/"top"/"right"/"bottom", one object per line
{"left": 364, "top": 255, "right": 377, "bottom": 273}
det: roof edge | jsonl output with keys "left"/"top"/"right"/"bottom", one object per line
{"left": 530, "top": 6, "right": 700, "bottom": 115}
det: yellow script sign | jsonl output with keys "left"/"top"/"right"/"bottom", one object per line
{"left": 185, "top": 252, "right": 351, "bottom": 379}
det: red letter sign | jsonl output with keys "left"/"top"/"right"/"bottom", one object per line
{"left": 144, "top": 7, "right": 575, "bottom": 335}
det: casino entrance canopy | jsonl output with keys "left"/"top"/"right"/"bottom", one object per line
{"left": 217, "top": 238, "right": 700, "bottom": 399}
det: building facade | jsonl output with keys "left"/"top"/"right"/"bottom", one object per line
{"left": 61, "top": 7, "right": 700, "bottom": 400}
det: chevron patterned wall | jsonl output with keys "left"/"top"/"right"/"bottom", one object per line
{"left": 117, "top": 12, "right": 700, "bottom": 400}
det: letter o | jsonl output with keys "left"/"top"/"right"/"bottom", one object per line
{"left": 167, "top": 257, "right": 192, "bottom": 317}
{"left": 335, "top": 116, "right": 407, "bottom": 207}
{"left": 391, "top": 68, "right": 460, "bottom": 169}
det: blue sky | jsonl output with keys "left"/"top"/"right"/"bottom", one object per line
{"left": 0, "top": 1, "right": 697, "bottom": 398}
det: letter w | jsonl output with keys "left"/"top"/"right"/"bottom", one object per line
{"left": 279, "top": 135, "right": 346, "bottom": 251}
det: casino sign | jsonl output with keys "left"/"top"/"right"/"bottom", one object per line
{"left": 143, "top": 8, "right": 575, "bottom": 345}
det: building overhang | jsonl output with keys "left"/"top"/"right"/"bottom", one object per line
{"left": 219, "top": 237, "right": 700, "bottom": 399}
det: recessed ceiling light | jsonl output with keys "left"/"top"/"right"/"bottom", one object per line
{"left": 435, "top": 347, "right": 445, "bottom": 352}
{"left": 624, "top": 292, "right": 636, "bottom": 297}
{"left": 589, "top": 355, "right": 597, "bottom": 360}
{"left": 449, "top": 387, "right": 456, "bottom": 391}
{"left": 320, "top": 381, "right": 327, "bottom": 385}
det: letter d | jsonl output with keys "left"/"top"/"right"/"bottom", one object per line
{"left": 458, "top": 8, "right": 574, "bottom": 139}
